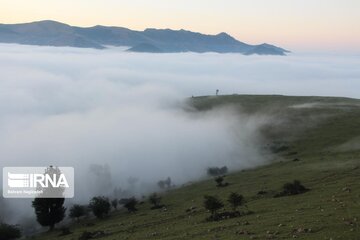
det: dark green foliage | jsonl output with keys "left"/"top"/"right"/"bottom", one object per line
{"left": 121, "top": 197, "right": 138, "bottom": 212}
{"left": 214, "top": 176, "right": 228, "bottom": 187}
{"left": 203, "top": 195, "right": 224, "bottom": 217}
{"left": 276, "top": 180, "right": 309, "bottom": 197}
{"left": 69, "top": 204, "right": 86, "bottom": 221}
{"left": 32, "top": 197, "right": 66, "bottom": 230}
{"left": 215, "top": 176, "right": 224, "bottom": 186}
{"left": 283, "top": 180, "right": 308, "bottom": 195}
{"left": 0, "top": 223, "right": 21, "bottom": 240}
{"left": 207, "top": 166, "right": 228, "bottom": 177}
{"left": 149, "top": 193, "right": 163, "bottom": 209}
{"left": 111, "top": 199, "right": 118, "bottom": 210}
{"left": 89, "top": 196, "right": 111, "bottom": 219}
{"left": 227, "top": 192, "right": 245, "bottom": 211}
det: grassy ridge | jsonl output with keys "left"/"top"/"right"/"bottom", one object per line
{"left": 33, "top": 95, "right": 360, "bottom": 240}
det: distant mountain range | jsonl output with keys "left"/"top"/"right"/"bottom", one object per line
{"left": 0, "top": 20, "right": 289, "bottom": 55}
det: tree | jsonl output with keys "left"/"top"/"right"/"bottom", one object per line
{"left": 69, "top": 204, "right": 86, "bottom": 221}
{"left": 111, "top": 199, "right": 118, "bottom": 210}
{"left": 227, "top": 193, "right": 244, "bottom": 211}
{"left": 32, "top": 166, "right": 66, "bottom": 230}
{"left": 32, "top": 198, "right": 66, "bottom": 231}
{"left": 203, "top": 195, "right": 224, "bottom": 217}
{"left": 149, "top": 193, "right": 163, "bottom": 209}
{"left": 121, "top": 197, "right": 138, "bottom": 212}
{"left": 207, "top": 166, "right": 228, "bottom": 177}
{"left": 157, "top": 177, "right": 172, "bottom": 190}
{"left": 215, "top": 176, "right": 225, "bottom": 187}
{"left": 164, "top": 177, "right": 172, "bottom": 188}
{"left": 32, "top": 166, "right": 67, "bottom": 231}
{"left": 0, "top": 223, "right": 21, "bottom": 240}
{"left": 89, "top": 196, "right": 111, "bottom": 219}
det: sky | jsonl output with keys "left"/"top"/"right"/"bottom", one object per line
{"left": 0, "top": 0, "right": 359, "bottom": 52}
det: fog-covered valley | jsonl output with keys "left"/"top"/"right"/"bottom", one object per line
{"left": 0, "top": 44, "right": 359, "bottom": 231}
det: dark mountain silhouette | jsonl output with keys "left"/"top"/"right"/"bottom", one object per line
{"left": 0, "top": 20, "right": 289, "bottom": 55}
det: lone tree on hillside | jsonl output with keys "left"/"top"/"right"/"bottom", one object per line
{"left": 203, "top": 195, "right": 224, "bottom": 218}
{"left": 89, "top": 196, "right": 111, "bottom": 219}
{"left": 0, "top": 223, "right": 21, "bottom": 240}
{"left": 111, "top": 199, "right": 118, "bottom": 210}
{"left": 69, "top": 204, "right": 86, "bottom": 221}
{"left": 149, "top": 193, "right": 163, "bottom": 209}
{"left": 32, "top": 166, "right": 67, "bottom": 231}
{"left": 32, "top": 197, "right": 66, "bottom": 231}
{"left": 121, "top": 197, "right": 138, "bottom": 213}
{"left": 227, "top": 193, "right": 245, "bottom": 212}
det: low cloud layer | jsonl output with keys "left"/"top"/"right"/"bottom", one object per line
{"left": 0, "top": 44, "right": 359, "bottom": 228}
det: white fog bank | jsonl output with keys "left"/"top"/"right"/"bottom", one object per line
{"left": 0, "top": 44, "right": 359, "bottom": 228}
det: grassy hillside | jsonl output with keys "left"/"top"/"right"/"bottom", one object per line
{"left": 31, "top": 95, "right": 360, "bottom": 240}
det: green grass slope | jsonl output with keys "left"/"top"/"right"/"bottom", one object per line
{"left": 32, "top": 95, "right": 360, "bottom": 240}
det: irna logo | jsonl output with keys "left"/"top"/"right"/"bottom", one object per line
{"left": 8, "top": 172, "right": 69, "bottom": 188}
{"left": 3, "top": 167, "right": 74, "bottom": 198}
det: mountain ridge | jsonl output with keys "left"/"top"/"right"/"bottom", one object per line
{"left": 0, "top": 20, "right": 289, "bottom": 55}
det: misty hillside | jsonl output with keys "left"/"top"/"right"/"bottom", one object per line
{"left": 31, "top": 95, "right": 360, "bottom": 240}
{"left": 0, "top": 20, "right": 289, "bottom": 55}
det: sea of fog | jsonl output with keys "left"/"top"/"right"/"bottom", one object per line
{"left": 0, "top": 43, "right": 359, "bottom": 229}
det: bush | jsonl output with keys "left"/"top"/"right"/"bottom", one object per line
{"left": 203, "top": 195, "right": 224, "bottom": 218}
{"left": 215, "top": 176, "right": 224, "bottom": 186}
{"left": 275, "top": 180, "right": 309, "bottom": 197}
{"left": 227, "top": 193, "right": 245, "bottom": 211}
{"left": 0, "top": 223, "right": 21, "bottom": 240}
{"left": 89, "top": 196, "right": 111, "bottom": 219}
{"left": 148, "top": 193, "right": 164, "bottom": 209}
{"left": 207, "top": 166, "right": 228, "bottom": 177}
{"left": 214, "top": 176, "right": 228, "bottom": 187}
{"left": 69, "top": 204, "right": 86, "bottom": 221}
{"left": 121, "top": 197, "right": 138, "bottom": 212}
